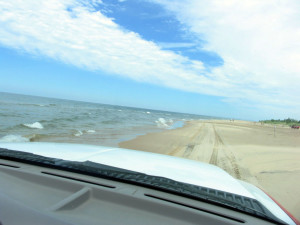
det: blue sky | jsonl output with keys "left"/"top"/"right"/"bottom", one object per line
{"left": 0, "top": 0, "right": 300, "bottom": 120}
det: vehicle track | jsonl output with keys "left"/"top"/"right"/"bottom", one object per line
{"left": 211, "top": 124, "right": 241, "bottom": 179}
{"left": 208, "top": 125, "right": 219, "bottom": 165}
{"left": 183, "top": 144, "right": 195, "bottom": 158}
{"left": 169, "top": 122, "right": 242, "bottom": 180}
{"left": 169, "top": 123, "right": 205, "bottom": 158}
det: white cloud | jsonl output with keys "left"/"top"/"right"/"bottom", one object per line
{"left": 0, "top": 0, "right": 208, "bottom": 88}
{"left": 150, "top": 0, "right": 300, "bottom": 113}
{"left": 0, "top": 0, "right": 300, "bottom": 118}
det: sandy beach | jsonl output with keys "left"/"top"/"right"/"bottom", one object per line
{"left": 119, "top": 120, "right": 300, "bottom": 220}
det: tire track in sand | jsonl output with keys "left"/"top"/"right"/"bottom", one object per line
{"left": 169, "top": 122, "right": 241, "bottom": 180}
{"left": 169, "top": 124, "right": 205, "bottom": 157}
{"left": 209, "top": 125, "right": 221, "bottom": 165}
{"left": 183, "top": 143, "right": 195, "bottom": 158}
{"left": 210, "top": 124, "right": 241, "bottom": 179}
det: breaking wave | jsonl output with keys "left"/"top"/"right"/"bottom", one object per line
{"left": 74, "top": 130, "right": 83, "bottom": 137}
{"left": 155, "top": 118, "right": 173, "bottom": 128}
{"left": 86, "top": 130, "right": 96, "bottom": 133}
{"left": 23, "top": 122, "right": 44, "bottom": 129}
{"left": 74, "top": 130, "right": 96, "bottom": 136}
{"left": 0, "top": 135, "right": 30, "bottom": 142}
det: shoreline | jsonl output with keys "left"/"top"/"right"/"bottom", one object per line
{"left": 119, "top": 119, "right": 300, "bottom": 220}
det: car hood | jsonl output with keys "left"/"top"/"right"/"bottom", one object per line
{"left": 0, "top": 142, "right": 252, "bottom": 196}
{"left": 0, "top": 142, "right": 296, "bottom": 224}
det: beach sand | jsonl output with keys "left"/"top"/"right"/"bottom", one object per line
{"left": 119, "top": 120, "right": 300, "bottom": 220}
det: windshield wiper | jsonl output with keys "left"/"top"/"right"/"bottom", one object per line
{"left": 0, "top": 147, "right": 287, "bottom": 225}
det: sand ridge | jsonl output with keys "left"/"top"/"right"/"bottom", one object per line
{"left": 119, "top": 120, "right": 300, "bottom": 220}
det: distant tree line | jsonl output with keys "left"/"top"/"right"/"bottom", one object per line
{"left": 260, "top": 118, "right": 300, "bottom": 126}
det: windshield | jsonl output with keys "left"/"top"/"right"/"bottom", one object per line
{"left": 0, "top": 0, "right": 299, "bottom": 223}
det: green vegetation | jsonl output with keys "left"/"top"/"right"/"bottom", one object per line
{"left": 260, "top": 118, "right": 300, "bottom": 126}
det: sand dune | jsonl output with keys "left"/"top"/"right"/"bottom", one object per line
{"left": 119, "top": 120, "right": 300, "bottom": 220}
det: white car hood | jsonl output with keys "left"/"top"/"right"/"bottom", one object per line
{"left": 0, "top": 142, "right": 251, "bottom": 197}
{"left": 0, "top": 142, "right": 296, "bottom": 224}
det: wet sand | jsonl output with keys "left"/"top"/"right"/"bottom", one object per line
{"left": 119, "top": 120, "right": 300, "bottom": 220}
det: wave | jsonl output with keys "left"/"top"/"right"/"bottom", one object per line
{"left": 39, "top": 116, "right": 79, "bottom": 125}
{"left": 102, "top": 120, "right": 118, "bottom": 124}
{"left": 0, "top": 135, "right": 30, "bottom": 142}
{"left": 17, "top": 103, "right": 56, "bottom": 107}
{"left": 22, "top": 122, "right": 44, "bottom": 129}
{"left": 86, "top": 130, "right": 96, "bottom": 133}
{"left": 155, "top": 118, "right": 173, "bottom": 128}
{"left": 73, "top": 129, "right": 96, "bottom": 136}
{"left": 73, "top": 130, "right": 83, "bottom": 137}
{"left": 0, "top": 112, "right": 15, "bottom": 117}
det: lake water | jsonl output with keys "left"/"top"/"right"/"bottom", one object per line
{"left": 0, "top": 92, "right": 216, "bottom": 147}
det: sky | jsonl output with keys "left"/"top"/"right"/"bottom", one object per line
{"left": 0, "top": 0, "right": 300, "bottom": 120}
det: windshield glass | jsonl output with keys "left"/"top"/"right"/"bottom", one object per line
{"left": 0, "top": 0, "right": 299, "bottom": 223}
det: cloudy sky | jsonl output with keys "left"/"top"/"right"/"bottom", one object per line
{"left": 0, "top": 0, "right": 299, "bottom": 120}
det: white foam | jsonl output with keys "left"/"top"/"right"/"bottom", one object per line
{"left": 146, "top": 112, "right": 151, "bottom": 114}
{"left": 23, "top": 122, "right": 44, "bottom": 129}
{"left": 0, "top": 135, "right": 30, "bottom": 143}
{"left": 155, "top": 118, "right": 170, "bottom": 128}
{"left": 74, "top": 130, "right": 83, "bottom": 137}
{"left": 86, "top": 130, "right": 96, "bottom": 133}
